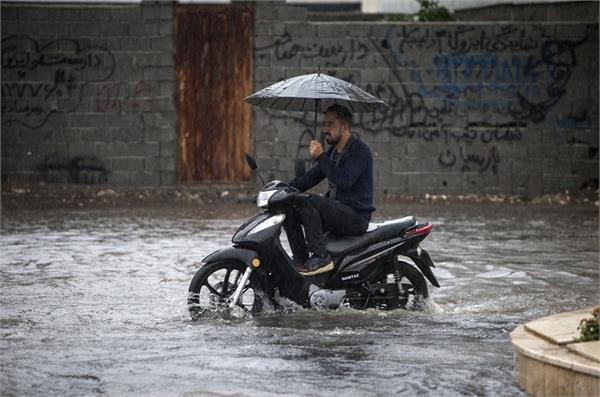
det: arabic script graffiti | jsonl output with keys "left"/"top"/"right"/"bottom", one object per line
{"left": 1, "top": 35, "right": 116, "bottom": 129}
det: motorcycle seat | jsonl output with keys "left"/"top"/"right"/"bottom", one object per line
{"left": 324, "top": 216, "right": 416, "bottom": 256}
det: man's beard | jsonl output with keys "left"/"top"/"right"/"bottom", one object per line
{"left": 325, "top": 131, "right": 341, "bottom": 145}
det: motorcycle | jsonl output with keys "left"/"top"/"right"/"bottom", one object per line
{"left": 187, "top": 155, "right": 439, "bottom": 318}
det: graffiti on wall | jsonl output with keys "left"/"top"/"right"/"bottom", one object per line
{"left": 255, "top": 25, "right": 596, "bottom": 175}
{"left": 95, "top": 81, "right": 157, "bottom": 113}
{"left": 256, "top": 32, "right": 370, "bottom": 67}
{"left": 1, "top": 35, "right": 116, "bottom": 128}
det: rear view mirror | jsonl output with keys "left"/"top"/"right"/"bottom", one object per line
{"left": 244, "top": 153, "right": 258, "bottom": 170}
{"left": 294, "top": 159, "right": 306, "bottom": 178}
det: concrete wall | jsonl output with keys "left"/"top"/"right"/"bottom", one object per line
{"left": 1, "top": 2, "right": 177, "bottom": 185}
{"left": 254, "top": 3, "right": 599, "bottom": 197}
{"left": 2, "top": 2, "right": 598, "bottom": 198}
{"left": 455, "top": 1, "right": 599, "bottom": 22}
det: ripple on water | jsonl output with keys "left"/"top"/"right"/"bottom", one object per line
{"left": 1, "top": 206, "right": 597, "bottom": 396}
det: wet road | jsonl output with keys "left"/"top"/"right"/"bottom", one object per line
{"left": 1, "top": 203, "right": 598, "bottom": 396}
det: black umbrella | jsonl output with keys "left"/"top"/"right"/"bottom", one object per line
{"left": 245, "top": 72, "right": 389, "bottom": 140}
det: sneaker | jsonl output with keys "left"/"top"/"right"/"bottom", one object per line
{"left": 297, "top": 256, "right": 334, "bottom": 276}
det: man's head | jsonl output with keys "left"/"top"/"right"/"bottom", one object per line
{"left": 322, "top": 104, "right": 352, "bottom": 145}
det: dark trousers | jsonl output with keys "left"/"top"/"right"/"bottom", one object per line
{"left": 283, "top": 194, "right": 369, "bottom": 262}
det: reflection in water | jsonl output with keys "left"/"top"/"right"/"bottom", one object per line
{"left": 1, "top": 204, "right": 598, "bottom": 396}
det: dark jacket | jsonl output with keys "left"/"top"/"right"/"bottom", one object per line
{"left": 291, "top": 136, "right": 375, "bottom": 222}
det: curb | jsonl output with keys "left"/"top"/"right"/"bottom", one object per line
{"left": 510, "top": 310, "right": 600, "bottom": 396}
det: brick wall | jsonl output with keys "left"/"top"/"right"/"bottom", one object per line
{"left": 253, "top": 3, "right": 599, "bottom": 198}
{"left": 2, "top": 2, "right": 598, "bottom": 198}
{"left": 1, "top": 2, "right": 177, "bottom": 185}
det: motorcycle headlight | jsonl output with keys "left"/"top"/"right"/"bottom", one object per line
{"left": 248, "top": 214, "right": 285, "bottom": 235}
{"left": 257, "top": 190, "right": 276, "bottom": 208}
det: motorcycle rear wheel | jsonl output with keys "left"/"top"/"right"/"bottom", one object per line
{"left": 378, "top": 260, "right": 429, "bottom": 310}
{"left": 187, "top": 261, "right": 263, "bottom": 319}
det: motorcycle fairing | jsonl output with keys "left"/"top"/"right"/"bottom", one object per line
{"left": 405, "top": 248, "right": 440, "bottom": 287}
{"left": 326, "top": 236, "right": 407, "bottom": 288}
{"left": 202, "top": 247, "right": 258, "bottom": 268}
{"left": 232, "top": 211, "right": 282, "bottom": 244}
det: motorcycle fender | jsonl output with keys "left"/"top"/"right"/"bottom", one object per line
{"left": 404, "top": 248, "right": 440, "bottom": 288}
{"left": 202, "top": 247, "right": 259, "bottom": 268}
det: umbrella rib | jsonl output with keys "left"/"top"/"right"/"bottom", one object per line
{"left": 252, "top": 96, "right": 269, "bottom": 106}
{"left": 284, "top": 96, "right": 295, "bottom": 110}
{"left": 347, "top": 101, "right": 356, "bottom": 113}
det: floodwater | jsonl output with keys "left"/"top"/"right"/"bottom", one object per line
{"left": 1, "top": 203, "right": 598, "bottom": 396}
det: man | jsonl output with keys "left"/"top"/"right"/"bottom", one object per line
{"left": 284, "top": 104, "right": 375, "bottom": 276}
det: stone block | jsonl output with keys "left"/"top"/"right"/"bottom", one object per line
{"left": 286, "top": 22, "right": 316, "bottom": 40}
{"left": 405, "top": 142, "right": 435, "bottom": 158}
{"left": 255, "top": 3, "right": 278, "bottom": 21}
{"left": 361, "top": 67, "right": 390, "bottom": 83}
{"left": 159, "top": 142, "right": 176, "bottom": 157}
{"left": 2, "top": 21, "right": 31, "bottom": 36}
{"left": 111, "top": 6, "right": 141, "bottom": 21}
{"left": 1, "top": 6, "right": 18, "bottom": 20}
{"left": 255, "top": 52, "right": 271, "bottom": 67}
{"left": 37, "top": 143, "right": 68, "bottom": 157}
{"left": 119, "top": 36, "right": 152, "bottom": 50}
{"left": 142, "top": 3, "right": 171, "bottom": 20}
{"left": 18, "top": 6, "right": 48, "bottom": 20}
{"left": 155, "top": 111, "right": 176, "bottom": 128}
{"left": 569, "top": 160, "right": 599, "bottom": 178}
{"left": 276, "top": 5, "right": 306, "bottom": 21}
{"left": 255, "top": 21, "right": 272, "bottom": 36}
{"left": 35, "top": 22, "right": 69, "bottom": 37}
{"left": 78, "top": 7, "right": 111, "bottom": 22}
{"left": 69, "top": 23, "right": 102, "bottom": 37}
{"left": 407, "top": 172, "right": 439, "bottom": 193}
{"left": 86, "top": 128, "right": 113, "bottom": 143}
{"left": 499, "top": 144, "right": 528, "bottom": 159}
{"left": 67, "top": 142, "right": 99, "bottom": 157}
{"left": 98, "top": 142, "right": 130, "bottom": 157}
{"left": 160, "top": 171, "right": 177, "bottom": 185}
{"left": 53, "top": 128, "right": 81, "bottom": 144}
{"left": 159, "top": 21, "right": 173, "bottom": 37}
{"left": 574, "top": 371, "right": 600, "bottom": 396}
{"left": 108, "top": 171, "right": 131, "bottom": 184}
{"left": 315, "top": 23, "right": 345, "bottom": 38}
{"left": 130, "top": 142, "right": 159, "bottom": 157}
{"left": 143, "top": 67, "right": 174, "bottom": 81}
{"left": 542, "top": 174, "right": 580, "bottom": 193}
{"left": 150, "top": 36, "right": 172, "bottom": 51}
{"left": 130, "top": 51, "right": 175, "bottom": 67}
{"left": 129, "top": 22, "right": 159, "bottom": 36}
{"left": 554, "top": 23, "right": 592, "bottom": 41}
{"left": 143, "top": 156, "right": 175, "bottom": 172}
{"left": 392, "top": 157, "right": 423, "bottom": 174}
{"left": 511, "top": 158, "right": 542, "bottom": 175}
{"left": 111, "top": 157, "right": 144, "bottom": 171}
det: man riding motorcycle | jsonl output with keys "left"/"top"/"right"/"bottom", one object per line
{"left": 285, "top": 104, "right": 375, "bottom": 276}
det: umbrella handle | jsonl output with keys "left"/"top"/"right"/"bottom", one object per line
{"left": 313, "top": 99, "right": 319, "bottom": 141}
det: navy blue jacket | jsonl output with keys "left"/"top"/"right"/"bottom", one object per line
{"left": 291, "top": 136, "right": 375, "bottom": 222}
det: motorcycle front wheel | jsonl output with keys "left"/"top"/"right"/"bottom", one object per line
{"left": 187, "top": 261, "right": 263, "bottom": 319}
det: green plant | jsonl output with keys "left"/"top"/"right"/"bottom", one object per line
{"left": 414, "top": 0, "right": 455, "bottom": 22}
{"left": 575, "top": 306, "right": 600, "bottom": 342}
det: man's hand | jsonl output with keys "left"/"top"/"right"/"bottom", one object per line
{"left": 309, "top": 140, "right": 324, "bottom": 159}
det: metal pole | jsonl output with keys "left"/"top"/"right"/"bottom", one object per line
{"left": 314, "top": 98, "right": 319, "bottom": 141}
{"left": 228, "top": 267, "right": 253, "bottom": 308}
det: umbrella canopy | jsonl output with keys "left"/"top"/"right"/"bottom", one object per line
{"left": 244, "top": 73, "right": 389, "bottom": 114}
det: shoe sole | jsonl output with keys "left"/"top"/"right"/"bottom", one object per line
{"left": 299, "top": 261, "right": 334, "bottom": 276}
